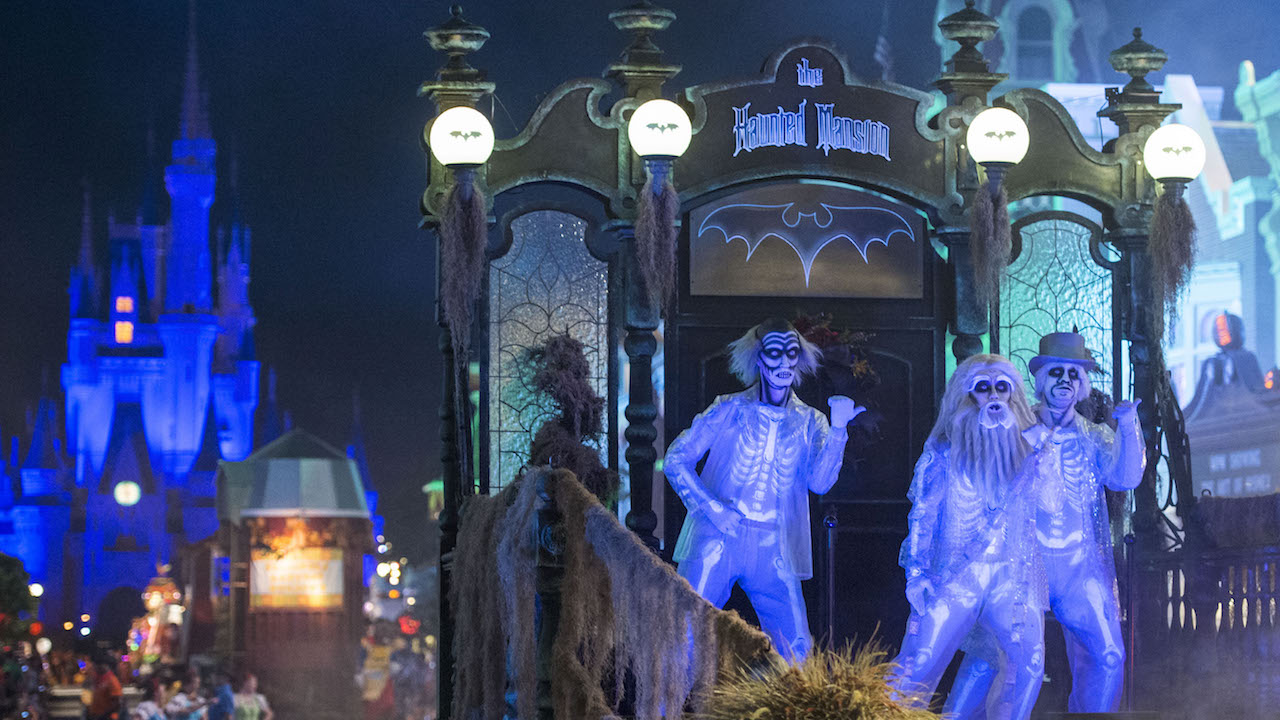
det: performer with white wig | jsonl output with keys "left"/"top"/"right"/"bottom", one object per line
{"left": 663, "top": 317, "right": 864, "bottom": 661}
{"left": 945, "top": 332, "right": 1145, "bottom": 717}
{"left": 889, "top": 353, "right": 1045, "bottom": 720}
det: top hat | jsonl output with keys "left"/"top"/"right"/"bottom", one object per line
{"left": 1028, "top": 331, "right": 1098, "bottom": 375}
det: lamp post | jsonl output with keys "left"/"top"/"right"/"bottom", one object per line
{"left": 966, "top": 106, "right": 1030, "bottom": 194}
{"left": 622, "top": 96, "right": 690, "bottom": 551}
{"left": 965, "top": 106, "right": 1029, "bottom": 338}
{"left": 428, "top": 105, "right": 496, "bottom": 202}
{"left": 418, "top": 9, "right": 494, "bottom": 717}
{"left": 627, "top": 98, "right": 692, "bottom": 194}
{"left": 1143, "top": 123, "right": 1207, "bottom": 199}
{"left": 626, "top": 98, "right": 691, "bottom": 313}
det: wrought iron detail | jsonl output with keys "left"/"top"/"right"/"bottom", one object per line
{"left": 1000, "top": 211, "right": 1118, "bottom": 385}
{"left": 487, "top": 210, "right": 610, "bottom": 491}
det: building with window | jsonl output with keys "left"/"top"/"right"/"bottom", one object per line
{"left": 0, "top": 2, "right": 263, "bottom": 628}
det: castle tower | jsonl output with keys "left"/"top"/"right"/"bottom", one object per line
{"left": 42, "top": 0, "right": 260, "bottom": 624}
{"left": 163, "top": 0, "right": 215, "bottom": 313}
{"left": 147, "top": 0, "right": 219, "bottom": 477}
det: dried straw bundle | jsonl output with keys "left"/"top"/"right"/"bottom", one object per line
{"left": 700, "top": 644, "right": 938, "bottom": 720}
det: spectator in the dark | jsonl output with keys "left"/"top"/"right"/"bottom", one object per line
{"left": 232, "top": 673, "right": 272, "bottom": 720}
{"left": 131, "top": 679, "right": 169, "bottom": 720}
{"left": 87, "top": 659, "right": 123, "bottom": 720}
{"left": 206, "top": 670, "right": 234, "bottom": 720}
{"left": 165, "top": 670, "right": 208, "bottom": 720}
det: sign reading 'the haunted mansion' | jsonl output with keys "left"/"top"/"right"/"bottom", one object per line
{"left": 679, "top": 44, "right": 945, "bottom": 199}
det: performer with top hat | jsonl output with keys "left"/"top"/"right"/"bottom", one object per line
{"left": 945, "top": 331, "right": 1146, "bottom": 717}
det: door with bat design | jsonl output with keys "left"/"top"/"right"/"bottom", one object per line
{"left": 662, "top": 179, "right": 947, "bottom": 649}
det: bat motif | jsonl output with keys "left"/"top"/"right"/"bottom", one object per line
{"left": 1162, "top": 145, "right": 1194, "bottom": 155}
{"left": 697, "top": 203, "right": 916, "bottom": 286}
{"left": 646, "top": 122, "right": 680, "bottom": 133}
{"left": 450, "top": 130, "right": 483, "bottom": 140}
{"left": 984, "top": 130, "right": 1018, "bottom": 140}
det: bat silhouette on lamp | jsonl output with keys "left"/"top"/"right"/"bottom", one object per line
{"left": 696, "top": 203, "right": 916, "bottom": 285}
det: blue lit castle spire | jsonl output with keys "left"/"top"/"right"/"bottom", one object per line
{"left": 0, "top": 0, "right": 260, "bottom": 626}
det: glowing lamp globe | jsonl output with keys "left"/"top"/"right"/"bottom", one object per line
{"left": 114, "top": 480, "right": 141, "bottom": 507}
{"left": 428, "top": 106, "right": 495, "bottom": 167}
{"left": 628, "top": 99, "right": 692, "bottom": 159}
{"left": 1143, "top": 123, "right": 1206, "bottom": 182}
{"left": 28, "top": 583, "right": 43, "bottom": 598}
{"left": 966, "top": 107, "right": 1030, "bottom": 166}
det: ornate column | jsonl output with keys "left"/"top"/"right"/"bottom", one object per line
{"left": 607, "top": 2, "right": 679, "bottom": 551}
{"left": 933, "top": 1, "right": 1005, "bottom": 365}
{"left": 619, "top": 226, "right": 661, "bottom": 549}
{"left": 1097, "top": 28, "right": 1183, "bottom": 551}
{"left": 940, "top": 228, "right": 987, "bottom": 363}
{"left": 534, "top": 472, "right": 565, "bottom": 720}
{"left": 419, "top": 8, "right": 493, "bottom": 718}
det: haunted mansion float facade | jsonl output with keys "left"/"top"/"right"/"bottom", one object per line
{"left": 416, "top": 3, "right": 1249, "bottom": 718}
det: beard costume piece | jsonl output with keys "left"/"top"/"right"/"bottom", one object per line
{"left": 889, "top": 354, "right": 1047, "bottom": 720}
{"left": 664, "top": 319, "right": 857, "bottom": 661}
{"left": 945, "top": 333, "right": 1146, "bottom": 717}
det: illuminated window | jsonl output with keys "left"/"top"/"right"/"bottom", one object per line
{"left": 1016, "top": 7, "right": 1054, "bottom": 82}
{"left": 113, "top": 481, "right": 141, "bottom": 507}
{"left": 114, "top": 321, "right": 134, "bottom": 344}
{"left": 115, "top": 296, "right": 134, "bottom": 313}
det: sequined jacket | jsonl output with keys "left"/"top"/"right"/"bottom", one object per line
{"left": 664, "top": 388, "right": 849, "bottom": 579}
{"left": 899, "top": 439, "right": 1048, "bottom": 612}
{"left": 1030, "top": 407, "right": 1145, "bottom": 618}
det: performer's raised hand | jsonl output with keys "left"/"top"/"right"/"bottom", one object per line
{"left": 828, "top": 395, "right": 866, "bottom": 429}
{"left": 1112, "top": 398, "right": 1141, "bottom": 423}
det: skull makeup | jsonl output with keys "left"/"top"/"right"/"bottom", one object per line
{"left": 757, "top": 331, "right": 802, "bottom": 391}
{"left": 1036, "top": 361, "right": 1088, "bottom": 411}
{"left": 968, "top": 371, "right": 1016, "bottom": 429}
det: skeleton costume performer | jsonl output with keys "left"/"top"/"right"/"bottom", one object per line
{"left": 946, "top": 333, "right": 1145, "bottom": 717}
{"left": 664, "top": 318, "right": 863, "bottom": 661}
{"left": 890, "top": 354, "right": 1046, "bottom": 720}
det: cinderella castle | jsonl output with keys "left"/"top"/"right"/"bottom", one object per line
{"left": 0, "top": 2, "right": 272, "bottom": 627}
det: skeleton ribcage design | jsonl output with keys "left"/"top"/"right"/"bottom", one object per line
{"left": 1040, "top": 432, "right": 1097, "bottom": 544}
{"left": 727, "top": 411, "right": 806, "bottom": 514}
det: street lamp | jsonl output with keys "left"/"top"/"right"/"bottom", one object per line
{"left": 966, "top": 106, "right": 1030, "bottom": 191}
{"left": 627, "top": 99, "right": 692, "bottom": 192}
{"left": 427, "top": 103, "right": 496, "bottom": 491}
{"left": 1143, "top": 123, "right": 1206, "bottom": 189}
{"left": 28, "top": 583, "right": 43, "bottom": 598}
{"left": 428, "top": 105, "right": 495, "bottom": 200}
{"left": 627, "top": 98, "right": 692, "bottom": 312}
{"left": 966, "top": 106, "right": 1030, "bottom": 305}
{"left": 1142, "top": 122, "right": 1206, "bottom": 339}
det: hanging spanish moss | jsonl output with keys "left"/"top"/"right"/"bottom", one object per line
{"left": 528, "top": 335, "right": 618, "bottom": 502}
{"left": 439, "top": 179, "right": 489, "bottom": 484}
{"left": 636, "top": 175, "right": 680, "bottom": 315}
{"left": 450, "top": 467, "right": 777, "bottom": 720}
{"left": 449, "top": 484, "right": 514, "bottom": 720}
{"left": 496, "top": 474, "right": 541, "bottom": 720}
{"left": 1147, "top": 185, "right": 1197, "bottom": 344}
{"left": 969, "top": 179, "right": 1011, "bottom": 307}
{"left": 700, "top": 643, "right": 937, "bottom": 720}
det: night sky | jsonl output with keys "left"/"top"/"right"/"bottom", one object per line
{"left": 3, "top": 1, "right": 1278, "bottom": 559}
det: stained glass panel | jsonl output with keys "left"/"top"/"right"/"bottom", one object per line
{"left": 487, "top": 210, "right": 609, "bottom": 490}
{"left": 1001, "top": 214, "right": 1115, "bottom": 384}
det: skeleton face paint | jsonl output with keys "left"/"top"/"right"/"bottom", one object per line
{"left": 1042, "top": 362, "right": 1086, "bottom": 410}
{"left": 968, "top": 372, "right": 1016, "bottom": 429}
{"left": 757, "top": 331, "right": 802, "bottom": 391}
